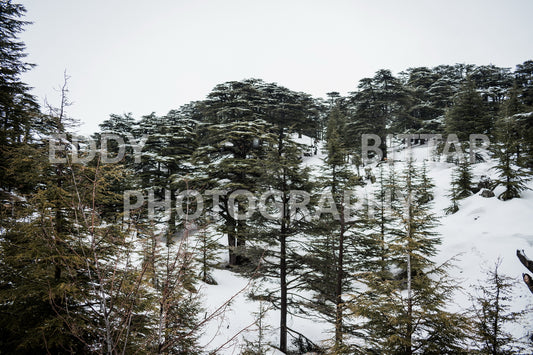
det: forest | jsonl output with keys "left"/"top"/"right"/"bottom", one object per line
{"left": 2, "top": 2, "right": 533, "bottom": 354}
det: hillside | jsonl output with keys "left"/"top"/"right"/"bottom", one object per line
{"left": 194, "top": 141, "right": 533, "bottom": 354}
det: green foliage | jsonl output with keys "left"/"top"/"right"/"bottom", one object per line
{"left": 355, "top": 165, "right": 397, "bottom": 279}
{"left": 241, "top": 300, "right": 272, "bottom": 355}
{"left": 150, "top": 236, "right": 202, "bottom": 354}
{"left": 445, "top": 77, "right": 491, "bottom": 141}
{"left": 391, "top": 159, "right": 440, "bottom": 272}
{"left": 470, "top": 260, "right": 526, "bottom": 354}
{"left": 251, "top": 131, "right": 313, "bottom": 352}
{"left": 0, "top": 0, "right": 41, "bottom": 190}
{"left": 0, "top": 0, "right": 39, "bottom": 146}
{"left": 195, "top": 228, "right": 221, "bottom": 285}
{"left": 300, "top": 106, "right": 364, "bottom": 350}
{"left": 445, "top": 172, "right": 461, "bottom": 215}
{"left": 491, "top": 116, "right": 531, "bottom": 200}
{"left": 2, "top": 9, "right": 533, "bottom": 352}
{"left": 353, "top": 268, "right": 470, "bottom": 354}
{"left": 515, "top": 60, "right": 533, "bottom": 107}
{"left": 454, "top": 156, "right": 474, "bottom": 199}
{"left": 351, "top": 160, "right": 470, "bottom": 354}
{"left": 346, "top": 70, "right": 412, "bottom": 159}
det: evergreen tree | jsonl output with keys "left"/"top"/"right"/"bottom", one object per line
{"left": 515, "top": 60, "right": 533, "bottom": 107}
{"left": 0, "top": 1, "right": 35, "bottom": 122}
{"left": 427, "top": 65, "right": 462, "bottom": 111}
{"left": 301, "top": 106, "right": 362, "bottom": 352}
{"left": 470, "top": 260, "right": 526, "bottom": 354}
{"left": 260, "top": 81, "right": 319, "bottom": 139}
{"left": 0, "top": 0, "right": 41, "bottom": 190}
{"left": 355, "top": 165, "right": 397, "bottom": 282}
{"left": 192, "top": 80, "right": 274, "bottom": 266}
{"left": 454, "top": 156, "right": 474, "bottom": 199}
{"left": 445, "top": 77, "right": 491, "bottom": 141}
{"left": 91, "top": 113, "right": 137, "bottom": 221}
{"left": 445, "top": 171, "right": 461, "bottom": 215}
{"left": 347, "top": 70, "right": 412, "bottom": 160}
{"left": 0, "top": 133, "right": 156, "bottom": 353}
{"left": 402, "top": 66, "right": 450, "bottom": 132}
{"left": 242, "top": 300, "right": 272, "bottom": 355}
{"left": 504, "top": 80, "right": 533, "bottom": 171}
{"left": 491, "top": 115, "right": 531, "bottom": 200}
{"left": 195, "top": 227, "right": 221, "bottom": 285}
{"left": 159, "top": 107, "right": 199, "bottom": 238}
{"left": 416, "top": 161, "right": 435, "bottom": 204}
{"left": 249, "top": 131, "right": 312, "bottom": 353}
{"left": 218, "top": 81, "right": 320, "bottom": 352}
{"left": 0, "top": 79, "right": 89, "bottom": 353}
{"left": 351, "top": 159, "right": 470, "bottom": 353}
{"left": 192, "top": 118, "right": 273, "bottom": 266}
{"left": 470, "top": 65, "right": 513, "bottom": 116}
{"left": 134, "top": 113, "right": 169, "bottom": 193}
{"left": 149, "top": 230, "right": 201, "bottom": 354}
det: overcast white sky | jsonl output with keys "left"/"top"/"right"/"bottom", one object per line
{"left": 19, "top": 0, "right": 533, "bottom": 135}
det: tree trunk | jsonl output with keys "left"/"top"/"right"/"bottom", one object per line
{"left": 381, "top": 134, "right": 388, "bottom": 161}
{"left": 280, "top": 227, "right": 287, "bottom": 353}
{"left": 280, "top": 185, "right": 288, "bottom": 353}
{"left": 335, "top": 204, "right": 345, "bottom": 349}
{"left": 236, "top": 219, "right": 246, "bottom": 265}
{"left": 405, "top": 190, "right": 413, "bottom": 354}
{"left": 406, "top": 251, "right": 413, "bottom": 355}
{"left": 168, "top": 188, "right": 177, "bottom": 242}
{"left": 227, "top": 218, "right": 237, "bottom": 266}
{"left": 277, "top": 129, "right": 289, "bottom": 353}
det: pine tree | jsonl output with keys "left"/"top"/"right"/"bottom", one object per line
{"left": 0, "top": 78, "right": 91, "bottom": 352}
{"left": 454, "top": 156, "right": 474, "bottom": 199}
{"left": 445, "top": 171, "right": 461, "bottom": 215}
{"left": 260, "top": 81, "right": 319, "bottom": 139}
{"left": 428, "top": 65, "right": 462, "bottom": 112}
{"left": 0, "top": 0, "right": 42, "bottom": 196}
{"left": 386, "top": 161, "right": 399, "bottom": 205}
{"left": 192, "top": 80, "right": 274, "bottom": 266}
{"left": 515, "top": 60, "right": 533, "bottom": 107}
{"left": 445, "top": 77, "right": 491, "bottom": 141}
{"left": 347, "top": 70, "right": 411, "bottom": 160}
{"left": 192, "top": 118, "right": 273, "bottom": 266}
{"left": 301, "top": 106, "right": 362, "bottom": 352}
{"left": 0, "top": 134, "right": 158, "bottom": 353}
{"left": 242, "top": 300, "right": 272, "bottom": 355}
{"left": 470, "top": 259, "right": 526, "bottom": 354}
{"left": 150, "top": 231, "right": 201, "bottom": 354}
{"left": 416, "top": 161, "right": 435, "bottom": 204}
{"left": 250, "top": 131, "right": 313, "bottom": 353}
{"left": 89, "top": 114, "right": 136, "bottom": 221}
{"left": 0, "top": 1, "right": 40, "bottom": 187}
{"left": 191, "top": 80, "right": 319, "bottom": 352}
{"left": 195, "top": 227, "right": 221, "bottom": 285}
{"left": 491, "top": 116, "right": 531, "bottom": 200}
{"left": 403, "top": 66, "right": 443, "bottom": 132}
{"left": 1, "top": 78, "right": 170, "bottom": 353}
{"left": 470, "top": 65, "right": 513, "bottom": 117}
{"left": 159, "top": 107, "right": 199, "bottom": 238}
{"left": 355, "top": 165, "right": 397, "bottom": 281}
{"left": 351, "top": 159, "right": 470, "bottom": 353}
{"left": 134, "top": 113, "right": 169, "bottom": 193}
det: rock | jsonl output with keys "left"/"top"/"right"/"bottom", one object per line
{"left": 480, "top": 189, "right": 495, "bottom": 198}
{"left": 478, "top": 175, "right": 492, "bottom": 190}
{"left": 203, "top": 274, "right": 218, "bottom": 285}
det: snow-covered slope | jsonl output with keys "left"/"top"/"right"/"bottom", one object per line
{"left": 197, "top": 141, "right": 533, "bottom": 354}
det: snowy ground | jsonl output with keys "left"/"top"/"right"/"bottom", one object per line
{"left": 196, "top": 139, "right": 533, "bottom": 354}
